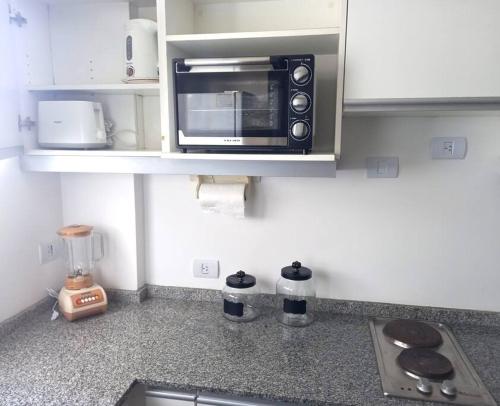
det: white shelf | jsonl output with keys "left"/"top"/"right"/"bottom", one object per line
{"left": 27, "top": 83, "right": 160, "bottom": 96}
{"left": 25, "top": 149, "right": 335, "bottom": 162}
{"left": 44, "top": 0, "right": 156, "bottom": 5}
{"left": 162, "top": 152, "right": 336, "bottom": 162}
{"left": 25, "top": 149, "right": 162, "bottom": 157}
{"left": 21, "top": 154, "right": 337, "bottom": 177}
{"left": 166, "top": 28, "right": 340, "bottom": 57}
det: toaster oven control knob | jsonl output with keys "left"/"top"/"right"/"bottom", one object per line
{"left": 291, "top": 94, "right": 310, "bottom": 113}
{"left": 291, "top": 121, "right": 310, "bottom": 140}
{"left": 416, "top": 378, "right": 433, "bottom": 395}
{"left": 440, "top": 380, "right": 457, "bottom": 397}
{"left": 292, "top": 65, "right": 311, "bottom": 85}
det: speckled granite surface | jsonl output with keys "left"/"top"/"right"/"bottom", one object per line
{"left": 0, "top": 296, "right": 499, "bottom": 406}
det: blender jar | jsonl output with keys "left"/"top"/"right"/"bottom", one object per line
{"left": 57, "top": 225, "right": 103, "bottom": 289}
{"left": 222, "top": 271, "right": 259, "bottom": 322}
{"left": 276, "top": 261, "right": 316, "bottom": 327}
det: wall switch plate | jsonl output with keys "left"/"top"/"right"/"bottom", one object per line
{"left": 193, "top": 259, "right": 219, "bottom": 279}
{"left": 366, "top": 157, "right": 399, "bottom": 178}
{"left": 431, "top": 137, "right": 467, "bottom": 159}
{"left": 38, "top": 240, "right": 62, "bottom": 265}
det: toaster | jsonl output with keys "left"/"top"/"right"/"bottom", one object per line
{"left": 38, "top": 101, "right": 107, "bottom": 149}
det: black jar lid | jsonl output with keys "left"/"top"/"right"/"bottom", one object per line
{"left": 281, "top": 261, "right": 312, "bottom": 281}
{"left": 226, "top": 271, "right": 256, "bottom": 289}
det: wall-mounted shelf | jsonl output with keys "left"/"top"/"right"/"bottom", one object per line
{"left": 163, "top": 152, "right": 336, "bottom": 162}
{"left": 21, "top": 154, "right": 337, "bottom": 177}
{"left": 166, "top": 28, "right": 340, "bottom": 57}
{"left": 24, "top": 149, "right": 161, "bottom": 157}
{"left": 27, "top": 83, "right": 160, "bottom": 96}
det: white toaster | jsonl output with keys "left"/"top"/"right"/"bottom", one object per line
{"left": 38, "top": 101, "right": 107, "bottom": 149}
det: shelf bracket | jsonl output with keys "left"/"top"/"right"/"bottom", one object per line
{"left": 18, "top": 115, "right": 36, "bottom": 132}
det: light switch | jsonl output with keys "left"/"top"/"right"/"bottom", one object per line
{"left": 431, "top": 137, "right": 467, "bottom": 159}
{"left": 366, "top": 157, "right": 399, "bottom": 178}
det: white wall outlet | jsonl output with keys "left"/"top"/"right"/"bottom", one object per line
{"left": 193, "top": 259, "right": 219, "bottom": 279}
{"left": 431, "top": 137, "right": 467, "bottom": 159}
{"left": 38, "top": 240, "right": 62, "bottom": 265}
{"left": 366, "top": 157, "right": 399, "bottom": 178}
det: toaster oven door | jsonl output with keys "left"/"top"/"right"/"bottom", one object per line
{"left": 174, "top": 65, "right": 289, "bottom": 149}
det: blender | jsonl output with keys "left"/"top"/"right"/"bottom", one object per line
{"left": 57, "top": 225, "right": 108, "bottom": 321}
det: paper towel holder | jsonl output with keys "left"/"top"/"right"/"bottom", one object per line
{"left": 190, "top": 175, "right": 257, "bottom": 200}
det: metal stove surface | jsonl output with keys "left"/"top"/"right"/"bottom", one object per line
{"left": 370, "top": 318, "right": 497, "bottom": 406}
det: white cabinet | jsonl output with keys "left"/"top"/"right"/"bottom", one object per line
{"left": 0, "top": 0, "right": 21, "bottom": 150}
{"left": 344, "top": 0, "right": 500, "bottom": 102}
{"left": 160, "top": 0, "right": 347, "bottom": 162}
{"left": 11, "top": 0, "right": 162, "bottom": 154}
{"left": 16, "top": 0, "right": 345, "bottom": 176}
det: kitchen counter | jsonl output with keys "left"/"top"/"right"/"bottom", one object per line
{"left": 0, "top": 295, "right": 499, "bottom": 406}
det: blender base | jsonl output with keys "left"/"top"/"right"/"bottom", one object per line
{"left": 58, "top": 284, "right": 108, "bottom": 322}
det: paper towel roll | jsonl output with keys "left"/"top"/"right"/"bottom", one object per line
{"left": 198, "top": 183, "right": 246, "bottom": 218}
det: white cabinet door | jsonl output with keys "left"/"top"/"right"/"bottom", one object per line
{"left": 0, "top": 0, "right": 21, "bottom": 149}
{"left": 344, "top": 0, "right": 500, "bottom": 100}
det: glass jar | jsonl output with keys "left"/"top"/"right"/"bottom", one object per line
{"left": 276, "top": 261, "right": 316, "bottom": 327}
{"left": 222, "top": 271, "right": 259, "bottom": 322}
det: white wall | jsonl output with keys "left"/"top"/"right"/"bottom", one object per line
{"left": 145, "top": 116, "right": 500, "bottom": 312}
{"left": 0, "top": 157, "right": 65, "bottom": 322}
{"left": 60, "top": 173, "right": 144, "bottom": 290}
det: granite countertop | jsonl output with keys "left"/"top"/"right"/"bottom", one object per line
{"left": 0, "top": 296, "right": 499, "bottom": 406}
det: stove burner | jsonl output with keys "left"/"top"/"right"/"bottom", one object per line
{"left": 383, "top": 319, "right": 443, "bottom": 348}
{"left": 397, "top": 348, "right": 454, "bottom": 379}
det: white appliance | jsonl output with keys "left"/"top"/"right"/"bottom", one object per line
{"left": 125, "top": 19, "right": 158, "bottom": 82}
{"left": 38, "top": 101, "right": 107, "bottom": 149}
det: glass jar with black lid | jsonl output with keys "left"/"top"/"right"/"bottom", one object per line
{"left": 222, "top": 271, "right": 259, "bottom": 322}
{"left": 276, "top": 261, "right": 316, "bottom": 326}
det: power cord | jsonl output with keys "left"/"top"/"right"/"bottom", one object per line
{"left": 105, "top": 120, "right": 138, "bottom": 149}
{"left": 47, "top": 288, "right": 60, "bottom": 321}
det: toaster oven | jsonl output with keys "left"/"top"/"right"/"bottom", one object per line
{"left": 172, "top": 55, "right": 315, "bottom": 154}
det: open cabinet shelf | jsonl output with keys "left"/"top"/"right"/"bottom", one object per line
{"left": 27, "top": 84, "right": 160, "bottom": 96}
{"left": 13, "top": 0, "right": 346, "bottom": 176}
{"left": 163, "top": 152, "right": 336, "bottom": 162}
{"left": 14, "top": 0, "right": 162, "bottom": 158}
{"left": 24, "top": 149, "right": 161, "bottom": 157}
{"left": 165, "top": 28, "right": 340, "bottom": 57}
{"left": 160, "top": 0, "right": 347, "bottom": 168}
{"left": 21, "top": 154, "right": 337, "bottom": 177}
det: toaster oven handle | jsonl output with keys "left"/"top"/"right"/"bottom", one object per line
{"left": 183, "top": 57, "right": 271, "bottom": 66}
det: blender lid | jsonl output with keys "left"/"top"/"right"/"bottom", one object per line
{"left": 281, "top": 261, "right": 312, "bottom": 281}
{"left": 226, "top": 271, "right": 256, "bottom": 289}
{"left": 57, "top": 224, "right": 93, "bottom": 237}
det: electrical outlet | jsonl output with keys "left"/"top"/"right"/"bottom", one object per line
{"left": 38, "top": 240, "right": 61, "bottom": 264}
{"left": 193, "top": 259, "right": 219, "bottom": 279}
{"left": 431, "top": 137, "right": 467, "bottom": 159}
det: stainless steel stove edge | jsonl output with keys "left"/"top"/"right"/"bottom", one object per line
{"left": 369, "top": 318, "right": 498, "bottom": 406}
